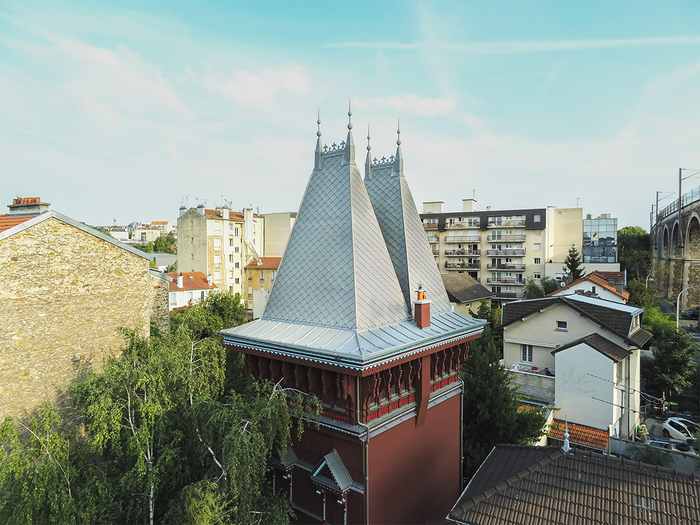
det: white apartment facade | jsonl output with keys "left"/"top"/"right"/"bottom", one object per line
{"left": 420, "top": 199, "right": 582, "bottom": 302}
{"left": 177, "top": 205, "right": 263, "bottom": 299}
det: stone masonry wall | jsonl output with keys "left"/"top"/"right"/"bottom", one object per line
{"left": 149, "top": 271, "right": 170, "bottom": 333}
{"left": 0, "top": 217, "right": 155, "bottom": 420}
{"left": 509, "top": 371, "right": 555, "bottom": 404}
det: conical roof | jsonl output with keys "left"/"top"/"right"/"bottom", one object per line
{"left": 365, "top": 147, "right": 452, "bottom": 317}
{"left": 261, "top": 137, "right": 409, "bottom": 331}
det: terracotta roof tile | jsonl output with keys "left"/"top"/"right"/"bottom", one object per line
{"left": 550, "top": 270, "right": 630, "bottom": 300}
{"left": 245, "top": 257, "right": 282, "bottom": 270}
{"left": 202, "top": 209, "right": 260, "bottom": 221}
{"left": 449, "top": 444, "right": 700, "bottom": 525}
{"left": 165, "top": 271, "right": 218, "bottom": 292}
{"left": 0, "top": 214, "right": 33, "bottom": 233}
{"left": 548, "top": 419, "right": 609, "bottom": 450}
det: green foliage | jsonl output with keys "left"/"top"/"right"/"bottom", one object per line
{"left": 0, "top": 406, "right": 98, "bottom": 525}
{"left": 641, "top": 306, "right": 700, "bottom": 397}
{"left": 618, "top": 226, "right": 651, "bottom": 281}
{"left": 563, "top": 245, "right": 585, "bottom": 281}
{"left": 165, "top": 262, "right": 177, "bottom": 273}
{"left": 171, "top": 290, "right": 247, "bottom": 341}
{"left": 541, "top": 276, "right": 560, "bottom": 295}
{"left": 132, "top": 242, "right": 154, "bottom": 253}
{"left": 154, "top": 234, "right": 177, "bottom": 255}
{"left": 626, "top": 443, "right": 675, "bottom": 468}
{"left": 626, "top": 279, "right": 651, "bottom": 307}
{"left": 461, "top": 327, "right": 547, "bottom": 479}
{"left": 470, "top": 300, "right": 502, "bottom": 349}
{"left": 523, "top": 277, "right": 545, "bottom": 299}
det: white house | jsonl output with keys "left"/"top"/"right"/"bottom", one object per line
{"left": 501, "top": 295, "right": 652, "bottom": 440}
{"left": 165, "top": 271, "right": 218, "bottom": 310}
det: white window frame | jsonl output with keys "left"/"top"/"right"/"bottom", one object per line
{"left": 521, "top": 344, "right": 533, "bottom": 363}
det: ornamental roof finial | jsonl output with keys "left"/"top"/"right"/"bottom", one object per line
{"left": 343, "top": 99, "right": 355, "bottom": 164}
{"left": 364, "top": 125, "right": 372, "bottom": 179}
{"left": 393, "top": 117, "right": 403, "bottom": 175}
{"left": 314, "top": 108, "right": 323, "bottom": 170}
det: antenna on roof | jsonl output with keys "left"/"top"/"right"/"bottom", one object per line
{"left": 562, "top": 415, "right": 571, "bottom": 452}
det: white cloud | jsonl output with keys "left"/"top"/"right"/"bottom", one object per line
{"left": 355, "top": 94, "right": 454, "bottom": 117}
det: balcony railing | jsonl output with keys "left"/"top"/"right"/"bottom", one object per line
{"left": 487, "top": 234, "right": 526, "bottom": 242}
{"left": 491, "top": 291, "right": 524, "bottom": 299}
{"left": 487, "top": 248, "right": 526, "bottom": 256}
{"left": 487, "top": 220, "right": 526, "bottom": 228}
{"left": 445, "top": 262, "right": 480, "bottom": 270}
{"left": 445, "top": 249, "right": 480, "bottom": 256}
{"left": 444, "top": 236, "right": 481, "bottom": 243}
{"left": 487, "top": 277, "right": 525, "bottom": 285}
{"left": 445, "top": 221, "right": 480, "bottom": 229}
{"left": 487, "top": 263, "right": 526, "bottom": 270}
{"left": 427, "top": 237, "right": 439, "bottom": 244}
{"left": 423, "top": 223, "right": 438, "bottom": 230}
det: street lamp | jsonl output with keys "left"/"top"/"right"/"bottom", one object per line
{"left": 676, "top": 284, "right": 700, "bottom": 331}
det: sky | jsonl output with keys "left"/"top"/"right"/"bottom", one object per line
{"left": 1, "top": 0, "right": 699, "bottom": 230}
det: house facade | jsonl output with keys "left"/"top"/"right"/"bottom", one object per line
{"left": 0, "top": 202, "right": 169, "bottom": 420}
{"left": 222, "top": 117, "right": 485, "bottom": 524}
{"left": 261, "top": 211, "right": 296, "bottom": 257}
{"left": 165, "top": 271, "right": 218, "bottom": 310}
{"left": 244, "top": 256, "right": 281, "bottom": 318}
{"left": 501, "top": 295, "right": 651, "bottom": 439}
{"left": 177, "top": 205, "right": 263, "bottom": 299}
{"left": 549, "top": 270, "right": 629, "bottom": 303}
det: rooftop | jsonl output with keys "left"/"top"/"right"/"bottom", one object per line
{"left": 548, "top": 419, "right": 609, "bottom": 450}
{"left": 245, "top": 257, "right": 282, "bottom": 270}
{"left": 441, "top": 273, "right": 492, "bottom": 304}
{"left": 165, "top": 271, "right": 217, "bottom": 292}
{"left": 550, "top": 270, "right": 629, "bottom": 301}
{"left": 448, "top": 445, "right": 700, "bottom": 525}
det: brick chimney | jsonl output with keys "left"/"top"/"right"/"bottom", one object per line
{"left": 414, "top": 284, "right": 431, "bottom": 329}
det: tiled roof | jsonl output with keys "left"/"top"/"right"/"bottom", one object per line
{"left": 551, "top": 332, "right": 630, "bottom": 362}
{"left": 204, "top": 209, "right": 245, "bottom": 221}
{"left": 0, "top": 214, "right": 33, "bottom": 233}
{"left": 548, "top": 419, "right": 609, "bottom": 450}
{"left": 441, "top": 273, "right": 492, "bottom": 304}
{"left": 448, "top": 445, "right": 700, "bottom": 525}
{"left": 151, "top": 221, "right": 169, "bottom": 225}
{"left": 501, "top": 295, "right": 652, "bottom": 348}
{"left": 365, "top": 149, "right": 453, "bottom": 317}
{"left": 245, "top": 257, "right": 282, "bottom": 270}
{"left": 260, "top": 135, "right": 409, "bottom": 331}
{"left": 165, "top": 272, "right": 217, "bottom": 292}
{"left": 550, "top": 270, "right": 630, "bottom": 300}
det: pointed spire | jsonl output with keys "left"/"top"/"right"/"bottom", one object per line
{"left": 343, "top": 98, "right": 355, "bottom": 164}
{"left": 314, "top": 108, "right": 323, "bottom": 170}
{"left": 393, "top": 118, "right": 403, "bottom": 175}
{"left": 562, "top": 415, "right": 571, "bottom": 452}
{"left": 364, "top": 125, "right": 372, "bottom": 179}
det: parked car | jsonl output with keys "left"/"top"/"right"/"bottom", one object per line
{"left": 662, "top": 417, "right": 699, "bottom": 441}
{"left": 649, "top": 440, "right": 699, "bottom": 456}
{"left": 682, "top": 308, "right": 699, "bottom": 320}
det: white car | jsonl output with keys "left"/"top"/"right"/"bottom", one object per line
{"left": 662, "top": 417, "right": 699, "bottom": 441}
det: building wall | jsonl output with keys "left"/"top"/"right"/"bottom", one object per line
{"left": 177, "top": 210, "right": 209, "bottom": 275}
{"left": 546, "top": 207, "right": 582, "bottom": 266}
{"left": 0, "top": 217, "right": 157, "bottom": 420}
{"left": 554, "top": 344, "right": 616, "bottom": 431}
{"left": 551, "top": 284, "right": 624, "bottom": 303}
{"left": 262, "top": 212, "right": 296, "bottom": 257}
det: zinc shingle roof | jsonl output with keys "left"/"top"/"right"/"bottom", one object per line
{"left": 449, "top": 445, "right": 700, "bottom": 525}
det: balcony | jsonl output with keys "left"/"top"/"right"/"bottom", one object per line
{"left": 491, "top": 291, "right": 524, "bottom": 300}
{"left": 487, "top": 277, "right": 525, "bottom": 285}
{"left": 487, "top": 220, "right": 526, "bottom": 228}
{"left": 427, "top": 237, "right": 439, "bottom": 244}
{"left": 487, "top": 234, "right": 526, "bottom": 242}
{"left": 444, "top": 235, "right": 481, "bottom": 243}
{"left": 487, "top": 263, "right": 526, "bottom": 270}
{"left": 445, "top": 249, "right": 480, "bottom": 256}
{"left": 423, "top": 223, "right": 438, "bottom": 230}
{"left": 445, "top": 262, "right": 480, "bottom": 270}
{"left": 445, "top": 221, "right": 480, "bottom": 229}
{"left": 487, "top": 248, "right": 526, "bottom": 256}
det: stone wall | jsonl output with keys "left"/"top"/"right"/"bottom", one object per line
{"left": 0, "top": 217, "right": 161, "bottom": 420}
{"left": 149, "top": 270, "right": 170, "bottom": 333}
{"left": 509, "top": 371, "right": 555, "bottom": 404}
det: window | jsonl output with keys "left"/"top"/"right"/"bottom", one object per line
{"left": 533, "top": 214, "right": 541, "bottom": 222}
{"left": 521, "top": 344, "right": 533, "bottom": 363}
{"left": 229, "top": 254, "right": 233, "bottom": 263}
{"left": 533, "top": 243, "right": 541, "bottom": 251}
{"left": 190, "top": 236, "right": 194, "bottom": 243}
{"left": 235, "top": 227, "right": 240, "bottom": 237}
{"left": 235, "top": 262, "right": 240, "bottom": 269}
{"left": 213, "top": 221, "right": 221, "bottom": 233}
{"left": 170, "top": 294, "right": 176, "bottom": 307}
{"left": 190, "top": 254, "right": 194, "bottom": 260}
{"left": 557, "top": 321, "right": 568, "bottom": 330}
{"left": 214, "top": 254, "right": 221, "bottom": 266}
{"left": 214, "top": 237, "right": 221, "bottom": 250}
{"left": 534, "top": 272, "right": 542, "bottom": 279}
{"left": 229, "top": 237, "right": 234, "bottom": 247}
{"left": 534, "top": 257, "right": 541, "bottom": 265}
{"left": 235, "top": 246, "right": 239, "bottom": 253}
{"left": 271, "top": 270, "right": 277, "bottom": 281}
{"left": 235, "top": 277, "right": 240, "bottom": 284}
{"left": 187, "top": 291, "right": 193, "bottom": 302}
{"left": 228, "top": 270, "right": 234, "bottom": 279}
{"left": 260, "top": 270, "right": 264, "bottom": 281}
{"left": 248, "top": 270, "right": 253, "bottom": 281}
{"left": 214, "top": 271, "right": 221, "bottom": 282}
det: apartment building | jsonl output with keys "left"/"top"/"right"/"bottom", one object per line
{"left": 261, "top": 212, "right": 296, "bottom": 257}
{"left": 177, "top": 204, "right": 263, "bottom": 299}
{"left": 420, "top": 199, "right": 582, "bottom": 302}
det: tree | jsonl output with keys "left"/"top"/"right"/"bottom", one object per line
{"left": 171, "top": 290, "right": 247, "bottom": 341}
{"left": 541, "top": 276, "right": 560, "bottom": 295}
{"left": 563, "top": 245, "right": 585, "bottom": 281}
{"left": 617, "top": 226, "right": 651, "bottom": 282}
{"left": 461, "top": 327, "right": 547, "bottom": 479}
{"left": 641, "top": 306, "right": 700, "bottom": 398}
{"left": 523, "top": 278, "right": 545, "bottom": 299}
{"left": 626, "top": 279, "right": 651, "bottom": 307}
{"left": 154, "top": 234, "right": 177, "bottom": 255}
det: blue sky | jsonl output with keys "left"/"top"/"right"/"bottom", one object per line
{"left": 1, "top": 0, "right": 698, "bottom": 229}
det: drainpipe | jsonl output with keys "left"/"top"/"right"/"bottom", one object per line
{"left": 356, "top": 376, "right": 370, "bottom": 525}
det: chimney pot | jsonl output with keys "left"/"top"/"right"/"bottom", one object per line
{"left": 177, "top": 273, "right": 184, "bottom": 288}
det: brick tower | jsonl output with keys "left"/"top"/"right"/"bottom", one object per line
{"left": 222, "top": 111, "right": 485, "bottom": 524}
